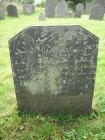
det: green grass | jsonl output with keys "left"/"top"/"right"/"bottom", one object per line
{"left": 0, "top": 10, "right": 105, "bottom": 140}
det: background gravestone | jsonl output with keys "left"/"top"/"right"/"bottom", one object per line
{"left": 56, "top": 0, "right": 68, "bottom": 17}
{"left": 93, "top": 0, "right": 105, "bottom": 13}
{"left": 0, "top": 5, "right": 5, "bottom": 20}
{"left": 9, "top": 25, "right": 99, "bottom": 114}
{"left": 7, "top": 4, "right": 18, "bottom": 17}
{"left": 85, "top": 2, "right": 93, "bottom": 14}
{"left": 45, "top": 0, "right": 57, "bottom": 17}
{"left": 89, "top": 4, "right": 104, "bottom": 20}
{"left": 76, "top": 3, "right": 84, "bottom": 14}
{"left": 39, "top": 11, "right": 46, "bottom": 21}
{"left": 23, "top": 3, "right": 34, "bottom": 15}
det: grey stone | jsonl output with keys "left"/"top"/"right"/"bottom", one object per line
{"left": 45, "top": 0, "right": 57, "bottom": 17}
{"left": 0, "top": 5, "right": 5, "bottom": 20}
{"left": 89, "top": 4, "right": 104, "bottom": 20}
{"left": 93, "top": 0, "right": 105, "bottom": 13}
{"left": 56, "top": 0, "right": 68, "bottom": 17}
{"left": 9, "top": 25, "right": 99, "bottom": 114}
{"left": 23, "top": 3, "right": 34, "bottom": 15}
{"left": 74, "top": 10, "right": 82, "bottom": 18}
{"left": 85, "top": 2, "right": 93, "bottom": 14}
{"left": 76, "top": 3, "right": 84, "bottom": 14}
{"left": 7, "top": 4, "right": 18, "bottom": 17}
{"left": 39, "top": 11, "right": 46, "bottom": 21}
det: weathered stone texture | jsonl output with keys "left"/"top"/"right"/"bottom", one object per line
{"left": 45, "top": 0, "right": 57, "bottom": 17}
{"left": 89, "top": 4, "right": 104, "bottom": 20}
{"left": 9, "top": 25, "right": 99, "bottom": 114}
{"left": 56, "top": 0, "right": 68, "bottom": 17}
{"left": 23, "top": 3, "right": 34, "bottom": 15}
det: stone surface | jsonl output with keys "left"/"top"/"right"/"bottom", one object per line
{"left": 9, "top": 25, "right": 99, "bottom": 114}
{"left": 0, "top": 5, "right": 5, "bottom": 20}
{"left": 45, "top": 0, "right": 57, "bottom": 17}
{"left": 7, "top": 4, "right": 18, "bottom": 17}
{"left": 85, "top": 2, "right": 93, "bottom": 14}
{"left": 93, "top": 0, "right": 105, "bottom": 12}
{"left": 89, "top": 4, "right": 104, "bottom": 20}
{"left": 56, "top": 0, "right": 68, "bottom": 17}
{"left": 39, "top": 11, "right": 46, "bottom": 21}
{"left": 23, "top": 3, "right": 34, "bottom": 15}
{"left": 76, "top": 3, "right": 84, "bottom": 14}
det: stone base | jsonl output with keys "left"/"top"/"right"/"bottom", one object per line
{"left": 16, "top": 94, "right": 93, "bottom": 115}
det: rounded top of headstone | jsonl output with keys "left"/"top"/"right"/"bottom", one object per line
{"left": 85, "top": 2, "right": 93, "bottom": 14}
{"left": 7, "top": 4, "right": 17, "bottom": 8}
{"left": 76, "top": 3, "right": 84, "bottom": 13}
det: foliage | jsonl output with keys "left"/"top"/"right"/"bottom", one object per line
{"left": 36, "top": 1, "right": 45, "bottom": 8}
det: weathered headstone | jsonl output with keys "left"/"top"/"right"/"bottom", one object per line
{"left": 39, "top": 11, "right": 46, "bottom": 21}
{"left": 0, "top": 5, "right": 5, "bottom": 20}
{"left": 93, "top": 0, "right": 105, "bottom": 12}
{"left": 7, "top": 4, "right": 18, "bottom": 17}
{"left": 76, "top": 3, "right": 84, "bottom": 14}
{"left": 23, "top": 3, "right": 34, "bottom": 15}
{"left": 9, "top": 25, "right": 99, "bottom": 114}
{"left": 56, "top": 0, "right": 68, "bottom": 17}
{"left": 45, "top": 0, "right": 57, "bottom": 17}
{"left": 85, "top": 2, "right": 93, "bottom": 14}
{"left": 89, "top": 4, "right": 104, "bottom": 20}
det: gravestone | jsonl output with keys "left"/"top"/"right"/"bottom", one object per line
{"left": 7, "top": 4, "right": 18, "bottom": 17}
{"left": 39, "top": 11, "right": 46, "bottom": 21}
{"left": 93, "top": 0, "right": 105, "bottom": 13}
{"left": 76, "top": 3, "right": 84, "bottom": 14}
{"left": 23, "top": 3, "right": 34, "bottom": 15}
{"left": 89, "top": 4, "right": 104, "bottom": 20}
{"left": 56, "top": 0, "right": 68, "bottom": 17}
{"left": 9, "top": 25, "right": 99, "bottom": 114}
{"left": 0, "top": 5, "right": 5, "bottom": 20}
{"left": 45, "top": 0, "right": 57, "bottom": 17}
{"left": 85, "top": 2, "right": 93, "bottom": 14}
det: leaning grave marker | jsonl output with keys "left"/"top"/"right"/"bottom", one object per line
{"left": 9, "top": 25, "right": 99, "bottom": 114}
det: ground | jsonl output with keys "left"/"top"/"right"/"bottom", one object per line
{"left": 0, "top": 10, "right": 105, "bottom": 140}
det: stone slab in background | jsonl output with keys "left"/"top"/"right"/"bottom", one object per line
{"left": 0, "top": 5, "right": 5, "bottom": 20}
{"left": 76, "top": 3, "right": 84, "bottom": 14}
{"left": 9, "top": 25, "right": 99, "bottom": 114}
{"left": 56, "top": 0, "right": 68, "bottom": 17}
{"left": 45, "top": 0, "right": 57, "bottom": 17}
{"left": 93, "top": 0, "right": 105, "bottom": 12}
{"left": 23, "top": 3, "right": 34, "bottom": 15}
{"left": 7, "top": 4, "right": 18, "bottom": 17}
{"left": 85, "top": 2, "right": 93, "bottom": 14}
{"left": 89, "top": 4, "right": 104, "bottom": 20}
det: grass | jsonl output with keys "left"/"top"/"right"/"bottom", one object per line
{"left": 0, "top": 10, "right": 105, "bottom": 139}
